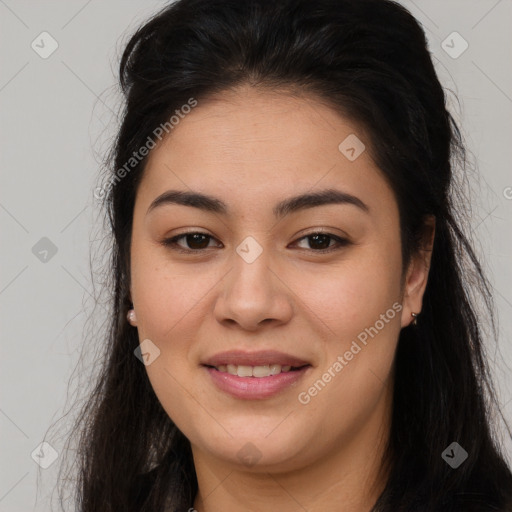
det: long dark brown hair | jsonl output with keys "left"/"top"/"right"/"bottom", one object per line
{"left": 53, "top": 0, "right": 512, "bottom": 510}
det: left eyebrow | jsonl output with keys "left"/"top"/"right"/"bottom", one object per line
{"left": 273, "top": 188, "right": 369, "bottom": 218}
{"left": 146, "top": 188, "right": 369, "bottom": 217}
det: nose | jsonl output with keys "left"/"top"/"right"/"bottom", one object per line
{"left": 213, "top": 245, "right": 294, "bottom": 331}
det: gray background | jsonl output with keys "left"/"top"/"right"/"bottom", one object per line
{"left": 1, "top": 1, "right": 511, "bottom": 510}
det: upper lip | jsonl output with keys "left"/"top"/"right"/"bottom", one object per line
{"left": 202, "top": 350, "right": 311, "bottom": 368}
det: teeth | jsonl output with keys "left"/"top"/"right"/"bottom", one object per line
{"left": 269, "top": 364, "right": 281, "bottom": 375}
{"left": 237, "top": 365, "right": 253, "bottom": 377}
{"left": 215, "top": 364, "right": 297, "bottom": 377}
{"left": 252, "top": 365, "right": 270, "bottom": 377}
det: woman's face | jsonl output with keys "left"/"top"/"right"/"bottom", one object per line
{"left": 129, "top": 86, "right": 426, "bottom": 472}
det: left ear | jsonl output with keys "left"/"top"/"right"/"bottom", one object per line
{"left": 400, "top": 215, "right": 436, "bottom": 328}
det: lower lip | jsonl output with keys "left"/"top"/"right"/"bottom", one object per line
{"left": 204, "top": 366, "right": 310, "bottom": 400}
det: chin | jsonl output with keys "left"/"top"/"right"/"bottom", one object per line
{"left": 195, "top": 430, "right": 309, "bottom": 471}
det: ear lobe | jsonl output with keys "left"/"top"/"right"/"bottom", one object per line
{"left": 401, "top": 216, "right": 435, "bottom": 328}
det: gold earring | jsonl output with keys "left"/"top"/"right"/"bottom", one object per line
{"left": 411, "top": 312, "right": 418, "bottom": 326}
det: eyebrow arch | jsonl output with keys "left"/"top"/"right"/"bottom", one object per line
{"left": 146, "top": 188, "right": 369, "bottom": 218}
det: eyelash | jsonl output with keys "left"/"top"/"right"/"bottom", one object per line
{"left": 160, "top": 231, "right": 351, "bottom": 254}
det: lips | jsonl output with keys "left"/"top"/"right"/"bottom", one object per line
{"left": 202, "top": 350, "right": 311, "bottom": 368}
{"left": 201, "top": 350, "right": 312, "bottom": 399}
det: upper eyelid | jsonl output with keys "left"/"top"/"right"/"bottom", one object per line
{"left": 168, "top": 226, "right": 348, "bottom": 239}
{"left": 164, "top": 230, "right": 349, "bottom": 250}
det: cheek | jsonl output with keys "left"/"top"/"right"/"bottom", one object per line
{"left": 130, "top": 249, "right": 207, "bottom": 429}
{"left": 134, "top": 270, "right": 193, "bottom": 336}
{"left": 295, "top": 243, "right": 403, "bottom": 338}
{"left": 293, "top": 241, "right": 402, "bottom": 400}
{"left": 130, "top": 243, "right": 212, "bottom": 341}
{"left": 293, "top": 264, "right": 401, "bottom": 450}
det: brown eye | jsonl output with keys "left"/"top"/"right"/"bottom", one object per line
{"left": 294, "top": 232, "right": 350, "bottom": 253}
{"left": 161, "top": 232, "right": 221, "bottom": 252}
{"left": 161, "top": 231, "right": 350, "bottom": 254}
{"left": 305, "top": 233, "right": 333, "bottom": 250}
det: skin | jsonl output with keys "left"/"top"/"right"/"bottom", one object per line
{"left": 128, "top": 85, "right": 434, "bottom": 512}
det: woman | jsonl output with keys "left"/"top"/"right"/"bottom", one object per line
{"left": 62, "top": 0, "right": 512, "bottom": 510}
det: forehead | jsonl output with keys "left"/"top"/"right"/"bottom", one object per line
{"left": 151, "top": 86, "right": 361, "bottom": 168}
{"left": 137, "top": 86, "right": 397, "bottom": 217}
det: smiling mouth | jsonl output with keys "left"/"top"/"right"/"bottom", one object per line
{"left": 204, "top": 364, "right": 310, "bottom": 378}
